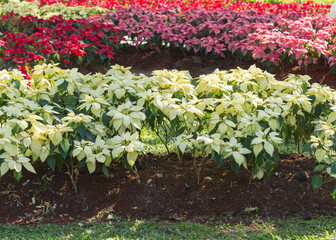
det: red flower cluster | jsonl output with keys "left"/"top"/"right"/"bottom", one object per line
{"left": 2, "top": 0, "right": 334, "bottom": 76}
{"left": 88, "top": 6, "right": 336, "bottom": 72}
{"left": 30, "top": 0, "right": 330, "bottom": 14}
{"left": 0, "top": 13, "right": 122, "bottom": 74}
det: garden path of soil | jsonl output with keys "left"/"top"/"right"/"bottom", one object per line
{"left": 81, "top": 48, "right": 336, "bottom": 89}
{"left": 1, "top": 48, "right": 336, "bottom": 225}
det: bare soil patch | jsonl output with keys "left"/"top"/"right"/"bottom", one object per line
{"left": 0, "top": 153, "right": 335, "bottom": 225}
{"left": 80, "top": 48, "right": 336, "bottom": 89}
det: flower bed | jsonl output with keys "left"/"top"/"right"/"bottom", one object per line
{"left": 93, "top": 7, "right": 336, "bottom": 71}
{"left": 0, "top": 64, "right": 335, "bottom": 196}
{"left": 0, "top": 13, "right": 122, "bottom": 75}
{"left": 1, "top": 0, "right": 335, "bottom": 75}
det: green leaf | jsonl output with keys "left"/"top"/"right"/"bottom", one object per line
{"left": 273, "top": 151, "right": 280, "bottom": 166}
{"left": 64, "top": 95, "right": 78, "bottom": 106}
{"left": 102, "top": 165, "right": 109, "bottom": 177}
{"left": 13, "top": 171, "right": 22, "bottom": 181}
{"left": 86, "top": 130, "right": 95, "bottom": 142}
{"left": 264, "top": 160, "right": 274, "bottom": 176}
{"left": 11, "top": 124, "right": 20, "bottom": 135}
{"left": 313, "top": 164, "right": 324, "bottom": 172}
{"left": 230, "top": 158, "right": 240, "bottom": 174}
{"left": 312, "top": 175, "right": 323, "bottom": 191}
{"left": 57, "top": 80, "right": 69, "bottom": 94}
{"left": 60, "top": 139, "right": 71, "bottom": 155}
{"left": 12, "top": 80, "right": 20, "bottom": 90}
{"left": 215, "top": 152, "right": 230, "bottom": 167}
{"left": 315, "top": 104, "right": 323, "bottom": 116}
{"left": 55, "top": 154, "right": 64, "bottom": 170}
{"left": 78, "top": 124, "right": 87, "bottom": 139}
{"left": 38, "top": 100, "right": 49, "bottom": 107}
{"left": 278, "top": 115, "right": 284, "bottom": 127}
{"left": 47, "top": 156, "right": 56, "bottom": 171}
{"left": 332, "top": 188, "right": 336, "bottom": 200}
{"left": 50, "top": 141, "right": 57, "bottom": 154}
{"left": 331, "top": 164, "right": 336, "bottom": 175}
{"left": 302, "top": 142, "right": 312, "bottom": 153}
{"left": 309, "top": 95, "right": 316, "bottom": 104}
{"left": 53, "top": 92, "right": 60, "bottom": 104}
{"left": 78, "top": 159, "right": 86, "bottom": 168}
{"left": 59, "top": 146, "right": 68, "bottom": 159}
{"left": 102, "top": 113, "right": 112, "bottom": 127}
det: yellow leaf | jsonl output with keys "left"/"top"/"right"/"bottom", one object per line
{"left": 40, "top": 146, "right": 49, "bottom": 162}
{"left": 254, "top": 168, "right": 264, "bottom": 179}
{"left": 253, "top": 143, "right": 263, "bottom": 156}
{"left": 115, "top": 89, "right": 126, "bottom": 99}
{"left": 127, "top": 151, "right": 138, "bottom": 166}
{"left": 264, "top": 141, "right": 274, "bottom": 156}
{"left": 23, "top": 162, "right": 36, "bottom": 174}
{"left": 87, "top": 161, "right": 96, "bottom": 174}
{"left": 4, "top": 144, "right": 18, "bottom": 156}
{"left": 302, "top": 101, "right": 312, "bottom": 113}
{"left": 51, "top": 132, "right": 63, "bottom": 146}
{"left": 31, "top": 140, "right": 42, "bottom": 157}
{"left": 23, "top": 138, "right": 32, "bottom": 148}
{"left": 327, "top": 112, "right": 336, "bottom": 124}
{"left": 113, "top": 119, "right": 122, "bottom": 130}
{"left": 232, "top": 152, "right": 244, "bottom": 165}
{"left": 315, "top": 149, "right": 325, "bottom": 162}
{"left": 0, "top": 163, "right": 9, "bottom": 176}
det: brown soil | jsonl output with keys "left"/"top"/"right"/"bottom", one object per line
{"left": 80, "top": 48, "right": 336, "bottom": 89}
{"left": 1, "top": 48, "right": 336, "bottom": 225}
{"left": 0, "top": 153, "right": 335, "bottom": 225}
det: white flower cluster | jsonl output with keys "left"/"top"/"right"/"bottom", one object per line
{"left": 0, "top": 64, "right": 335, "bottom": 185}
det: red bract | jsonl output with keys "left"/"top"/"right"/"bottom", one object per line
{"left": 31, "top": 0, "right": 330, "bottom": 15}
{"left": 0, "top": 14, "right": 122, "bottom": 71}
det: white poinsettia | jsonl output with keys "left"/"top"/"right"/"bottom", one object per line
{"left": 237, "top": 111, "right": 268, "bottom": 134}
{"left": 107, "top": 99, "right": 146, "bottom": 132}
{"left": 0, "top": 124, "right": 20, "bottom": 147}
{"left": 45, "top": 123, "right": 73, "bottom": 146}
{"left": 208, "top": 112, "right": 236, "bottom": 136}
{"left": 281, "top": 91, "right": 312, "bottom": 113}
{"left": 313, "top": 121, "right": 335, "bottom": 138}
{"left": 307, "top": 83, "right": 334, "bottom": 105}
{"left": 0, "top": 145, "right": 35, "bottom": 175}
{"left": 150, "top": 92, "right": 179, "bottom": 116}
{"left": 263, "top": 107, "right": 282, "bottom": 131}
{"left": 251, "top": 128, "right": 282, "bottom": 156}
{"left": 196, "top": 133, "right": 225, "bottom": 155}
{"left": 106, "top": 72, "right": 146, "bottom": 100}
{"left": 173, "top": 134, "right": 194, "bottom": 153}
{"left": 62, "top": 112, "right": 94, "bottom": 124}
{"left": 196, "top": 72, "right": 233, "bottom": 97}
{"left": 52, "top": 68, "right": 85, "bottom": 95}
{"left": 223, "top": 137, "right": 251, "bottom": 166}
{"left": 309, "top": 135, "right": 333, "bottom": 150}
{"left": 169, "top": 98, "right": 204, "bottom": 121}
{"left": 107, "top": 132, "right": 145, "bottom": 166}
{"left": 73, "top": 136, "right": 112, "bottom": 173}
{"left": 78, "top": 95, "right": 110, "bottom": 117}
{"left": 152, "top": 69, "right": 195, "bottom": 97}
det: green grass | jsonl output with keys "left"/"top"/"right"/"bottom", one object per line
{"left": 141, "top": 126, "right": 305, "bottom": 156}
{"left": 0, "top": 216, "right": 335, "bottom": 239}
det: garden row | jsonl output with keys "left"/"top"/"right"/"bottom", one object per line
{"left": 0, "top": 0, "right": 335, "bottom": 76}
{"left": 0, "top": 64, "right": 335, "bottom": 196}
{"left": 30, "top": 0, "right": 331, "bottom": 13}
